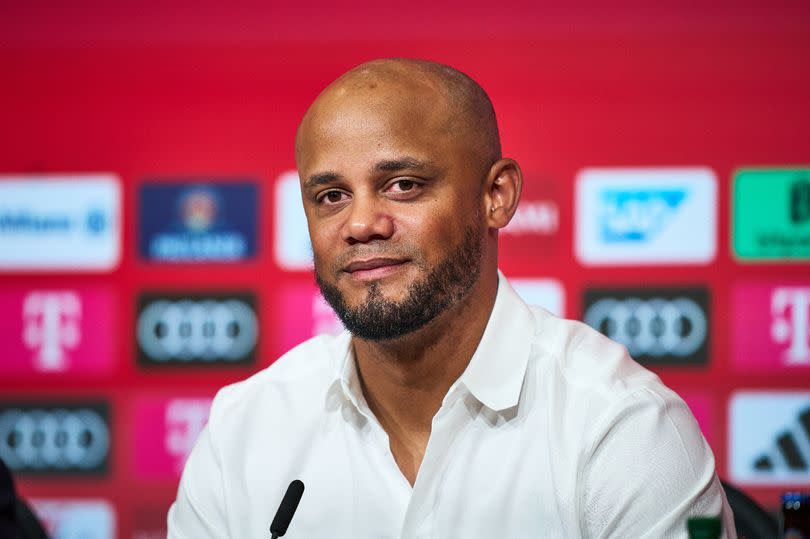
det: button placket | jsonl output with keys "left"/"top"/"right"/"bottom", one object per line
{"left": 398, "top": 396, "right": 469, "bottom": 538}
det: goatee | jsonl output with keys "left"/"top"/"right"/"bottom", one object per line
{"left": 315, "top": 226, "right": 483, "bottom": 341}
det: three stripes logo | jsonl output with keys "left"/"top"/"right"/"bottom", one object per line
{"left": 730, "top": 392, "right": 810, "bottom": 485}
{"left": 752, "top": 406, "right": 810, "bottom": 472}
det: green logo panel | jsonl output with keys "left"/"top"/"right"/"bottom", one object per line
{"left": 733, "top": 168, "right": 810, "bottom": 260}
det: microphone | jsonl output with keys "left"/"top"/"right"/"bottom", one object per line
{"left": 270, "top": 479, "right": 305, "bottom": 538}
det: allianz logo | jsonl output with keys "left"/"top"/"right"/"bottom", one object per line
{"left": 0, "top": 209, "right": 107, "bottom": 235}
{"left": 599, "top": 189, "right": 688, "bottom": 242}
{"left": 502, "top": 200, "right": 559, "bottom": 235}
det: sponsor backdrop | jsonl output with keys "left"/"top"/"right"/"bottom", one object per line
{"left": 1, "top": 2, "right": 809, "bottom": 536}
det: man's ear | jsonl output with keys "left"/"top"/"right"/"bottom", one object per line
{"left": 483, "top": 158, "right": 523, "bottom": 229}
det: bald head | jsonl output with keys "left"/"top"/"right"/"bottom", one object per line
{"left": 296, "top": 59, "right": 501, "bottom": 172}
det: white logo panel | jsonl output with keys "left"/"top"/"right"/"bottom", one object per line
{"left": 0, "top": 174, "right": 121, "bottom": 271}
{"left": 730, "top": 392, "right": 810, "bottom": 485}
{"left": 274, "top": 170, "right": 312, "bottom": 271}
{"left": 31, "top": 499, "right": 116, "bottom": 539}
{"left": 575, "top": 168, "right": 716, "bottom": 265}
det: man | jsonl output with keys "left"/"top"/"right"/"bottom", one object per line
{"left": 169, "top": 59, "right": 735, "bottom": 537}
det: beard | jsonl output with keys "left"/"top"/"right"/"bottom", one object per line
{"left": 315, "top": 225, "right": 483, "bottom": 341}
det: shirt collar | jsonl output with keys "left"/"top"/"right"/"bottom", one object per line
{"left": 327, "top": 270, "right": 534, "bottom": 413}
{"left": 456, "top": 270, "right": 533, "bottom": 411}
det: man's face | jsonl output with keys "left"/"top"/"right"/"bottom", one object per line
{"left": 296, "top": 82, "right": 488, "bottom": 340}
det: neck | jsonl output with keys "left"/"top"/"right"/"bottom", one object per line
{"left": 352, "top": 268, "right": 499, "bottom": 433}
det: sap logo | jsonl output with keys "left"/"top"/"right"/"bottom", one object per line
{"left": 165, "top": 399, "right": 212, "bottom": 474}
{"left": 502, "top": 200, "right": 559, "bottom": 236}
{"left": 0, "top": 404, "right": 110, "bottom": 475}
{"left": 31, "top": 499, "right": 116, "bottom": 539}
{"left": 576, "top": 168, "right": 716, "bottom": 265}
{"left": 583, "top": 288, "right": 709, "bottom": 365}
{"left": 730, "top": 392, "right": 810, "bottom": 485}
{"left": 0, "top": 175, "right": 121, "bottom": 271}
{"left": 137, "top": 294, "right": 258, "bottom": 365}
{"left": 22, "top": 291, "right": 82, "bottom": 372}
{"left": 772, "top": 287, "right": 810, "bottom": 365}
{"left": 599, "top": 189, "right": 687, "bottom": 242}
{"left": 274, "top": 171, "right": 312, "bottom": 271}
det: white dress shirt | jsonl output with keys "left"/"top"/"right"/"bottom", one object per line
{"left": 168, "top": 274, "right": 736, "bottom": 538}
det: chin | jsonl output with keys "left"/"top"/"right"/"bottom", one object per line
{"left": 348, "top": 276, "right": 410, "bottom": 303}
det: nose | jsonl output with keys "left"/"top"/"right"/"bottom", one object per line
{"left": 341, "top": 194, "right": 394, "bottom": 244}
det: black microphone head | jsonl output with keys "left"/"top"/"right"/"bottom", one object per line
{"left": 270, "top": 479, "right": 305, "bottom": 537}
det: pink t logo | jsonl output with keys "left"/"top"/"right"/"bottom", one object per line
{"left": 164, "top": 399, "right": 212, "bottom": 474}
{"left": 22, "top": 291, "right": 82, "bottom": 371}
{"left": 771, "top": 287, "right": 810, "bottom": 365}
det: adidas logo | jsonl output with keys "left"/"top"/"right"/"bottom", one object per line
{"left": 730, "top": 392, "right": 810, "bottom": 485}
{"left": 752, "top": 406, "right": 810, "bottom": 473}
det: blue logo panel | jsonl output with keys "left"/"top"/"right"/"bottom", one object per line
{"left": 575, "top": 168, "right": 716, "bottom": 265}
{"left": 139, "top": 182, "right": 258, "bottom": 262}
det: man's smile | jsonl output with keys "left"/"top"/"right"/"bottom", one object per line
{"left": 342, "top": 257, "right": 410, "bottom": 281}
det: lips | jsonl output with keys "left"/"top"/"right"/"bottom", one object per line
{"left": 343, "top": 258, "right": 408, "bottom": 273}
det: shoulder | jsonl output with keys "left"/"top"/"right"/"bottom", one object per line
{"left": 527, "top": 307, "right": 693, "bottom": 442}
{"left": 524, "top": 310, "right": 728, "bottom": 535}
{"left": 530, "top": 307, "right": 663, "bottom": 400}
{"left": 206, "top": 332, "right": 350, "bottom": 435}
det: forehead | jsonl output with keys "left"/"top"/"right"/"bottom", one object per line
{"left": 296, "top": 79, "right": 459, "bottom": 172}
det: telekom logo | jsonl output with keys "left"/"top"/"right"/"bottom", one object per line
{"left": 164, "top": 399, "right": 212, "bottom": 473}
{"left": 771, "top": 287, "right": 810, "bottom": 364}
{"left": 22, "top": 291, "right": 82, "bottom": 371}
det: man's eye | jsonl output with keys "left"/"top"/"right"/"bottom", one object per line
{"left": 319, "top": 191, "right": 346, "bottom": 204}
{"left": 396, "top": 180, "right": 415, "bottom": 191}
{"left": 388, "top": 179, "right": 421, "bottom": 194}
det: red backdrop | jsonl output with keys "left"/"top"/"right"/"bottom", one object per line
{"left": 1, "top": 1, "right": 809, "bottom": 536}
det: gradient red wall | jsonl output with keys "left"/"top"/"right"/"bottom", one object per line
{"left": 1, "top": 2, "right": 809, "bottom": 536}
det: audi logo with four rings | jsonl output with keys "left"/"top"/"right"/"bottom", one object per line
{"left": 0, "top": 405, "right": 109, "bottom": 473}
{"left": 584, "top": 294, "right": 708, "bottom": 359}
{"left": 138, "top": 296, "right": 257, "bottom": 363}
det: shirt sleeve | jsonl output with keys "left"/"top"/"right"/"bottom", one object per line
{"left": 579, "top": 388, "right": 737, "bottom": 539}
{"left": 167, "top": 425, "right": 229, "bottom": 538}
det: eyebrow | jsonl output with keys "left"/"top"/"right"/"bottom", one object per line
{"left": 303, "top": 157, "right": 435, "bottom": 190}
{"left": 303, "top": 172, "right": 340, "bottom": 190}
{"left": 374, "top": 157, "right": 431, "bottom": 173}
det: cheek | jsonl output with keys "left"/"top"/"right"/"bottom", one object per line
{"left": 395, "top": 209, "right": 467, "bottom": 263}
{"left": 308, "top": 222, "right": 339, "bottom": 266}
